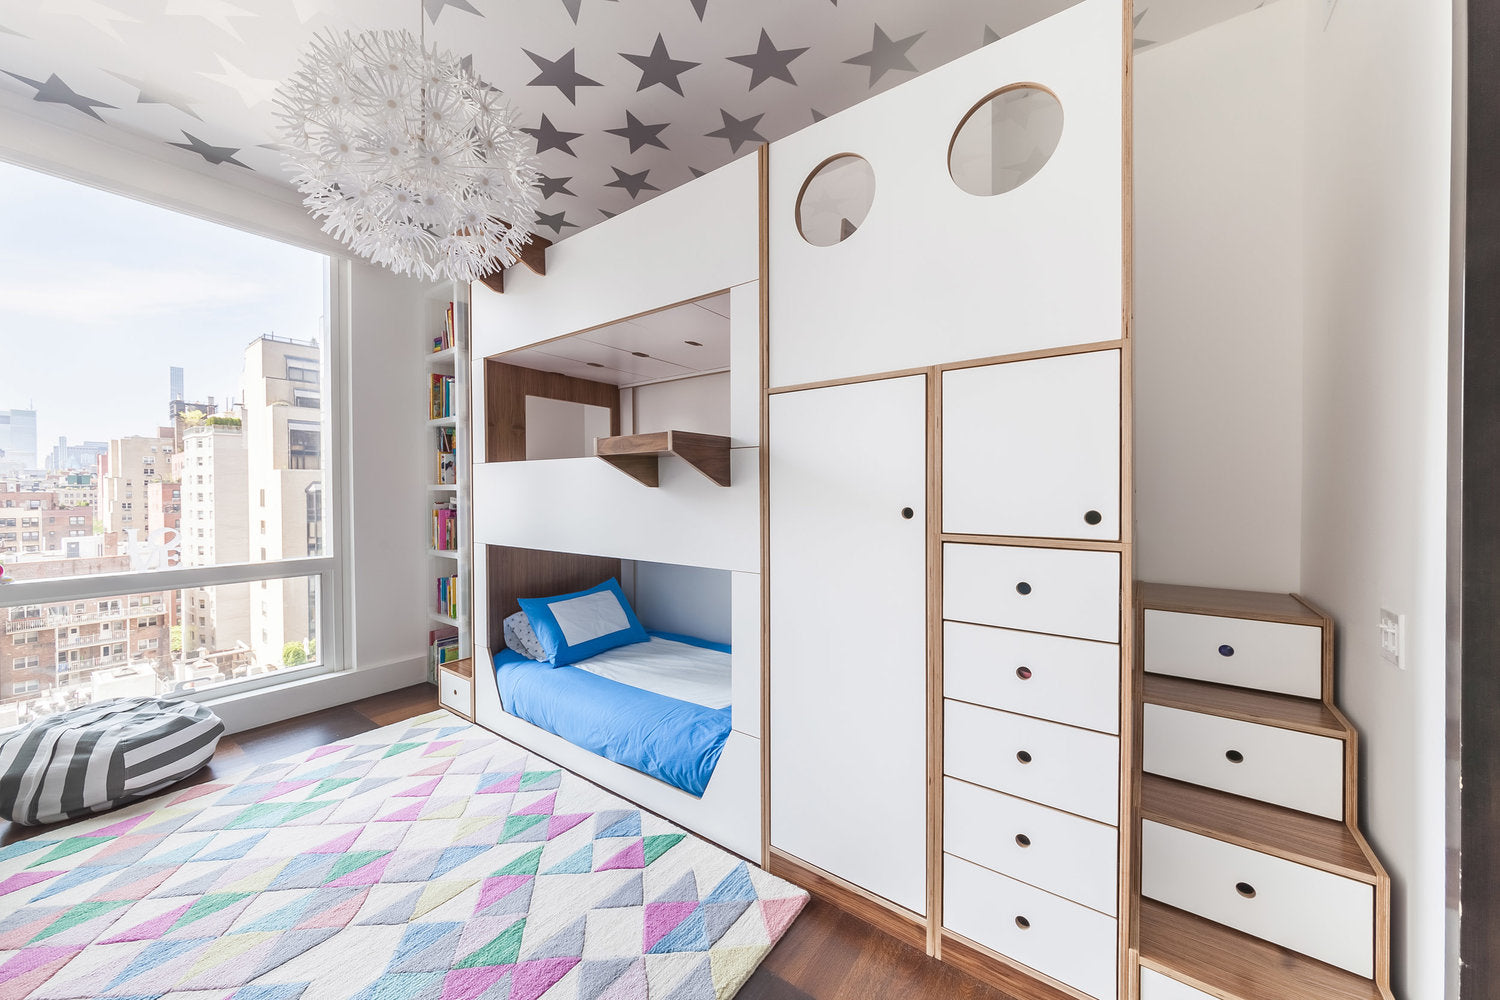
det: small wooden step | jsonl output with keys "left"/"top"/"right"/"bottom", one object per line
{"left": 594, "top": 430, "right": 731, "bottom": 487}
{"left": 1138, "top": 582, "right": 1326, "bottom": 627}
{"left": 1141, "top": 774, "right": 1378, "bottom": 883}
{"left": 1143, "top": 674, "right": 1348, "bottom": 739}
{"left": 1138, "top": 899, "right": 1385, "bottom": 1000}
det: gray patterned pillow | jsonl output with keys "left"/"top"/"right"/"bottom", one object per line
{"left": 503, "top": 611, "right": 549, "bottom": 662}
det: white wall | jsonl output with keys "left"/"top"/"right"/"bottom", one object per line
{"left": 1133, "top": 1, "right": 1305, "bottom": 592}
{"left": 1300, "top": 0, "right": 1453, "bottom": 996}
{"left": 632, "top": 373, "right": 731, "bottom": 438}
{"left": 631, "top": 561, "right": 732, "bottom": 644}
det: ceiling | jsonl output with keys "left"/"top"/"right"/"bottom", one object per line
{"left": 500, "top": 292, "right": 730, "bottom": 386}
{"left": 0, "top": 0, "right": 1275, "bottom": 242}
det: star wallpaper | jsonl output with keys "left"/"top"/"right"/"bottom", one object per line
{"left": 0, "top": 0, "right": 1272, "bottom": 241}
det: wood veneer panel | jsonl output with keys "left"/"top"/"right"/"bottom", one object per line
{"left": 1136, "top": 583, "right": 1326, "bottom": 627}
{"left": 483, "top": 361, "right": 621, "bottom": 463}
{"left": 484, "top": 545, "right": 622, "bottom": 652}
{"left": 768, "top": 849, "right": 928, "bottom": 952}
{"left": 938, "top": 932, "right": 1094, "bottom": 1000}
{"left": 595, "top": 431, "right": 732, "bottom": 487}
{"left": 1141, "top": 774, "right": 1377, "bottom": 883}
{"left": 1142, "top": 674, "right": 1347, "bottom": 739}
{"left": 1138, "top": 899, "right": 1385, "bottom": 1000}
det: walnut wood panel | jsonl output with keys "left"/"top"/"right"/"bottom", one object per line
{"left": 1141, "top": 774, "right": 1376, "bottom": 882}
{"left": 769, "top": 848, "right": 928, "bottom": 953}
{"left": 1141, "top": 674, "right": 1348, "bottom": 739}
{"left": 1138, "top": 900, "right": 1387, "bottom": 1000}
{"left": 939, "top": 534, "right": 1127, "bottom": 553}
{"left": 483, "top": 361, "right": 622, "bottom": 463}
{"left": 1136, "top": 583, "right": 1327, "bottom": 628}
{"left": 595, "top": 431, "right": 732, "bottom": 487}
{"left": 939, "top": 931, "right": 1095, "bottom": 1000}
{"left": 484, "top": 544, "right": 622, "bottom": 652}
{"left": 443, "top": 656, "right": 474, "bottom": 680}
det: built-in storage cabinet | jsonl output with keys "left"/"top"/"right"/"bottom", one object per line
{"left": 768, "top": 375, "right": 929, "bottom": 916}
{"left": 943, "top": 350, "right": 1122, "bottom": 540}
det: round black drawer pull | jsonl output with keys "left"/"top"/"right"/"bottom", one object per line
{"left": 1015, "top": 666, "right": 1033, "bottom": 681}
{"left": 1016, "top": 582, "right": 1032, "bottom": 596}
{"left": 901, "top": 507, "right": 914, "bottom": 519}
{"left": 1225, "top": 749, "right": 1245, "bottom": 764}
{"left": 1084, "top": 509, "right": 1102, "bottom": 525}
{"left": 1219, "top": 644, "right": 1235, "bottom": 657}
{"left": 1014, "top": 915, "right": 1031, "bottom": 930}
{"left": 1015, "top": 833, "right": 1032, "bottom": 848}
{"left": 1236, "top": 882, "right": 1257, "bottom": 899}
{"left": 1016, "top": 750, "right": 1033, "bottom": 764}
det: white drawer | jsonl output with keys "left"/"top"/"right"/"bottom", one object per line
{"left": 1143, "top": 704, "right": 1344, "bottom": 820}
{"left": 944, "top": 854, "right": 1118, "bottom": 1000}
{"left": 945, "top": 700, "right": 1119, "bottom": 824}
{"left": 1139, "top": 968, "right": 1216, "bottom": 1000}
{"left": 944, "top": 777, "right": 1117, "bottom": 915}
{"left": 944, "top": 543, "right": 1120, "bottom": 643}
{"left": 945, "top": 621, "right": 1119, "bottom": 734}
{"left": 1145, "top": 610, "right": 1323, "bottom": 699}
{"left": 1141, "top": 820, "right": 1374, "bottom": 978}
{"left": 438, "top": 670, "right": 472, "bottom": 716}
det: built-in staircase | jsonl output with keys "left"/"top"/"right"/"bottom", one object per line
{"left": 1133, "top": 583, "right": 1393, "bottom": 1000}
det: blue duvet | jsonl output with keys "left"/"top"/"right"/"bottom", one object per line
{"left": 494, "top": 633, "right": 731, "bottom": 797}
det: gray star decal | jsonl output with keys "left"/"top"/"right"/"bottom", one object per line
{"left": 424, "top": 0, "right": 481, "bottom": 21}
{"left": 536, "top": 174, "right": 576, "bottom": 198}
{"left": 621, "top": 34, "right": 699, "bottom": 97}
{"left": 844, "top": 25, "right": 924, "bottom": 87}
{"left": 4, "top": 72, "right": 116, "bottom": 121}
{"left": 169, "top": 131, "right": 249, "bottom": 168}
{"left": 728, "top": 29, "right": 809, "bottom": 91}
{"left": 688, "top": 166, "right": 706, "bottom": 178}
{"left": 983, "top": 25, "right": 1000, "bottom": 44}
{"left": 599, "top": 208, "right": 617, "bottom": 219}
{"left": 705, "top": 109, "right": 766, "bottom": 153}
{"left": 535, "top": 210, "right": 579, "bottom": 234}
{"left": 605, "top": 111, "right": 669, "bottom": 153}
{"left": 522, "top": 114, "right": 584, "bottom": 156}
{"left": 107, "top": 71, "right": 201, "bottom": 121}
{"left": 810, "top": 108, "right": 827, "bottom": 123}
{"left": 689, "top": 0, "right": 708, "bottom": 20}
{"left": 524, "top": 48, "right": 602, "bottom": 105}
{"left": 605, "top": 166, "right": 660, "bottom": 200}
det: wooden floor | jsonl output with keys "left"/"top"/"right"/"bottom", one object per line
{"left": 0, "top": 684, "right": 1020, "bottom": 1000}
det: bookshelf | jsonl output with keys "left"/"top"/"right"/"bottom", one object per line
{"left": 425, "top": 282, "right": 473, "bottom": 722}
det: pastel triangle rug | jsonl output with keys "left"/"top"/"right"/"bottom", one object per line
{"left": 0, "top": 711, "right": 808, "bottom": 1000}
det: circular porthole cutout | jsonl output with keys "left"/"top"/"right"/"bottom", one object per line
{"left": 796, "top": 154, "right": 876, "bottom": 247}
{"left": 949, "top": 85, "right": 1064, "bottom": 197}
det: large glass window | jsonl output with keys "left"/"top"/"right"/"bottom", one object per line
{"left": 0, "top": 161, "right": 340, "bottom": 724}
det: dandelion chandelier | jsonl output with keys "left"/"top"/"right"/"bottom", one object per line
{"left": 275, "top": 29, "right": 540, "bottom": 283}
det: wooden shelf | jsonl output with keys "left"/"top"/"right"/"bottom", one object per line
{"left": 428, "top": 548, "right": 459, "bottom": 560}
{"left": 1142, "top": 774, "right": 1379, "bottom": 883}
{"left": 429, "top": 612, "right": 460, "bottom": 628}
{"left": 438, "top": 656, "right": 472, "bottom": 680}
{"left": 1139, "top": 899, "right": 1385, "bottom": 1000}
{"left": 1138, "top": 581, "right": 1327, "bottom": 627}
{"left": 1143, "top": 673, "right": 1349, "bottom": 739}
{"left": 594, "top": 430, "right": 731, "bottom": 487}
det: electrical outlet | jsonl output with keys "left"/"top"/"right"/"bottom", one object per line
{"left": 1379, "top": 609, "right": 1405, "bottom": 669}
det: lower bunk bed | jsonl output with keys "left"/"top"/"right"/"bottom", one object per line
{"left": 473, "top": 547, "right": 762, "bottom": 861}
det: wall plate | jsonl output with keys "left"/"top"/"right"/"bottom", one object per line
{"left": 1379, "top": 608, "right": 1405, "bottom": 669}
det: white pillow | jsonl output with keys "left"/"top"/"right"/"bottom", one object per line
{"left": 503, "top": 611, "right": 548, "bottom": 661}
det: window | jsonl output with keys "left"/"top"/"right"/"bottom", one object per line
{"left": 12, "top": 633, "right": 36, "bottom": 645}
{"left": 20, "top": 517, "right": 37, "bottom": 527}
{"left": 288, "top": 421, "right": 321, "bottom": 470}
{"left": 286, "top": 356, "right": 319, "bottom": 383}
{"left": 0, "top": 518, "right": 13, "bottom": 527}
{"left": 69, "top": 516, "right": 83, "bottom": 526}
{"left": 12, "top": 681, "right": 40, "bottom": 695}
{"left": 14, "top": 657, "right": 38, "bottom": 671}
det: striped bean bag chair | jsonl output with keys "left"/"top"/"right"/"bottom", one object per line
{"left": 0, "top": 697, "right": 223, "bottom": 826}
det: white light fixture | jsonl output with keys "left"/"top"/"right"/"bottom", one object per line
{"left": 275, "top": 28, "right": 540, "bottom": 283}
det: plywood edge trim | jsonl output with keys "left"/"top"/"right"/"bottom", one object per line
{"left": 940, "top": 534, "right": 1126, "bottom": 552}
{"left": 767, "top": 848, "right": 927, "bottom": 951}
{"left": 939, "top": 930, "right": 1098, "bottom": 1000}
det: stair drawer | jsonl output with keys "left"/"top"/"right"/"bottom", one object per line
{"left": 1141, "top": 820, "right": 1374, "bottom": 978}
{"left": 945, "top": 777, "right": 1118, "bottom": 914}
{"left": 1145, "top": 610, "right": 1323, "bottom": 699}
{"left": 945, "top": 622, "right": 1119, "bottom": 734}
{"left": 945, "top": 854, "right": 1118, "bottom": 1000}
{"left": 944, "top": 543, "right": 1120, "bottom": 643}
{"left": 1143, "top": 704, "right": 1343, "bottom": 819}
{"left": 1139, "top": 969, "right": 1215, "bottom": 1000}
{"left": 438, "top": 669, "right": 472, "bottom": 716}
{"left": 945, "top": 700, "right": 1119, "bottom": 824}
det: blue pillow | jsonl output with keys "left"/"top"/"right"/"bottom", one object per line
{"left": 518, "top": 578, "right": 648, "bottom": 666}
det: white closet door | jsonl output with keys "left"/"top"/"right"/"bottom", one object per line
{"left": 943, "top": 350, "right": 1121, "bottom": 540}
{"left": 769, "top": 375, "right": 928, "bottom": 915}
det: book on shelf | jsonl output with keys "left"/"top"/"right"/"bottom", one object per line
{"left": 429, "top": 373, "right": 455, "bottom": 419}
{"left": 435, "top": 426, "right": 457, "bottom": 484}
{"left": 431, "top": 498, "right": 458, "bottom": 551}
{"left": 428, "top": 631, "right": 461, "bottom": 679}
{"left": 437, "top": 574, "right": 459, "bottom": 619}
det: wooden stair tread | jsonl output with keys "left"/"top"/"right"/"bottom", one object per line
{"left": 1139, "top": 899, "right": 1384, "bottom": 1000}
{"left": 1138, "top": 582, "right": 1326, "bottom": 626}
{"left": 1142, "top": 774, "right": 1377, "bottom": 882}
{"left": 1144, "top": 674, "right": 1348, "bottom": 738}
{"left": 594, "top": 430, "right": 731, "bottom": 487}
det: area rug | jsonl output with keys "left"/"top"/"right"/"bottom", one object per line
{"left": 0, "top": 711, "right": 807, "bottom": 1000}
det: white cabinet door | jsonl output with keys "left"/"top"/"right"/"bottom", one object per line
{"left": 769, "top": 375, "right": 929, "bottom": 914}
{"left": 943, "top": 350, "right": 1121, "bottom": 540}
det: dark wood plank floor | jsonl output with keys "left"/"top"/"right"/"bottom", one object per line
{"left": 0, "top": 684, "right": 1021, "bottom": 1000}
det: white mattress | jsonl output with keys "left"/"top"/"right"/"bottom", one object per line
{"left": 571, "top": 636, "right": 732, "bottom": 709}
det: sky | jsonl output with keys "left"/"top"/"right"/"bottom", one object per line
{"left": 0, "top": 161, "right": 327, "bottom": 455}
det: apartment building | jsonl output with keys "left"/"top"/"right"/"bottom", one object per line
{"left": 99, "top": 429, "right": 175, "bottom": 536}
